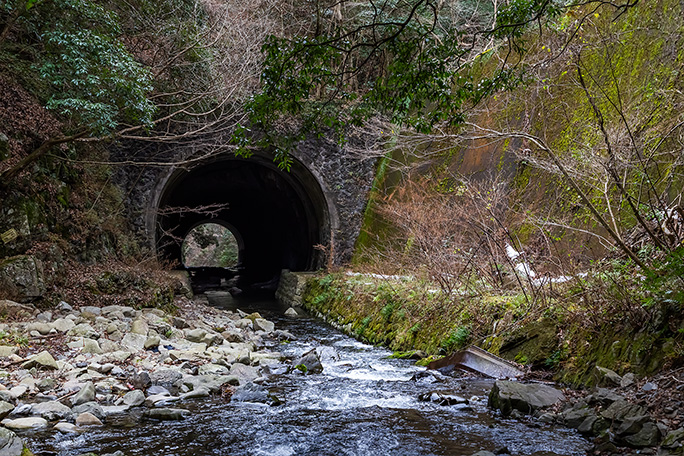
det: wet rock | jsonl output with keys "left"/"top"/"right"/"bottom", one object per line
{"left": 472, "top": 452, "right": 496, "bottom": 456}
{"left": 231, "top": 382, "right": 281, "bottom": 405}
{"left": 274, "top": 330, "right": 296, "bottom": 341}
{"left": 488, "top": 381, "right": 565, "bottom": 417}
{"left": 31, "top": 401, "right": 73, "bottom": 421}
{"left": 2, "top": 416, "right": 48, "bottom": 430}
{"left": 0, "top": 427, "right": 26, "bottom": 455}
{"left": 21, "top": 350, "right": 58, "bottom": 370}
{"left": 180, "top": 388, "right": 210, "bottom": 400}
{"left": 293, "top": 349, "right": 323, "bottom": 375}
{"left": 72, "top": 402, "right": 105, "bottom": 421}
{"left": 75, "top": 412, "right": 102, "bottom": 426}
{"left": 145, "top": 394, "right": 180, "bottom": 407}
{"left": 54, "top": 421, "right": 81, "bottom": 434}
{"left": 144, "top": 408, "right": 190, "bottom": 420}
{"left": 122, "top": 390, "right": 145, "bottom": 407}
{"left": 230, "top": 363, "right": 260, "bottom": 383}
{"left": 410, "top": 370, "right": 448, "bottom": 385}
{"left": 595, "top": 366, "right": 622, "bottom": 387}
{"left": 418, "top": 391, "right": 468, "bottom": 406}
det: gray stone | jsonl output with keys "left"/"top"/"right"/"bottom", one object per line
{"left": 27, "top": 322, "right": 52, "bottom": 335}
{"left": 0, "top": 256, "right": 45, "bottom": 301}
{"left": 75, "top": 412, "right": 102, "bottom": 426}
{"left": 621, "top": 372, "right": 636, "bottom": 388}
{"left": 562, "top": 408, "right": 594, "bottom": 428}
{"left": 144, "top": 336, "right": 161, "bottom": 350}
{"left": 81, "top": 306, "right": 102, "bottom": 316}
{"left": 150, "top": 369, "right": 183, "bottom": 388}
{"left": 253, "top": 318, "right": 275, "bottom": 333}
{"left": 180, "top": 388, "right": 210, "bottom": 400}
{"left": 183, "top": 375, "right": 237, "bottom": 393}
{"left": 231, "top": 383, "right": 272, "bottom": 404}
{"left": 594, "top": 366, "right": 622, "bottom": 387}
{"left": 0, "top": 346, "right": 18, "bottom": 358}
{"left": 22, "top": 350, "right": 58, "bottom": 370}
{"left": 82, "top": 339, "right": 102, "bottom": 354}
{"left": 145, "top": 394, "right": 180, "bottom": 407}
{"left": 121, "top": 333, "right": 147, "bottom": 352}
{"left": 123, "top": 390, "right": 145, "bottom": 407}
{"left": 488, "top": 381, "right": 565, "bottom": 417}
{"left": 662, "top": 428, "right": 684, "bottom": 449}
{"left": 185, "top": 328, "right": 207, "bottom": 343}
{"left": 0, "top": 427, "right": 25, "bottom": 456}
{"left": 230, "top": 363, "right": 260, "bottom": 383}
{"left": 30, "top": 401, "right": 72, "bottom": 421}
{"left": 72, "top": 382, "right": 96, "bottom": 406}
{"left": 53, "top": 421, "right": 80, "bottom": 434}
{"left": 147, "top": 385, "right": 170, "bottom": 396}
{"left": 284, "top": 307, "right": 299, "bottom": 317}
{"left": 623, "top": 422, "right": 661, "bottom": 448}
{"left": 600, "top": 399, "right": 647, "bottom": 422}
{"left": 293, "top": 349, "right": 323, "bottom": 375}
{"left": 131, "top": 318, "right": 149, "bottom": 336}
{"left": 2, "top": 416, "right": 48, "bottom": 430}
{"left": 588, "top": 388, "right": 623, "bottom": 406}
{"left": 144, "top": 408, "right": 190, "bottom": 420}
{"left": 642, "top": 382, "right": 658, "bottom": 392}
{"left": 52, "top": 318, "right": 76, "bottom": 333}
{"left": 71, "top": 402, "right": 104, "bottom": 420}
{"left": 101, "top": 405, "right": 130, "bottom": 416}
{"left": 0, "top": 401, "right": 14, "bottom": 420}
{"left": 472, "top": 452, "right": 496, "bottom": 456}
{"left": 198, "top": 363, "right": 230, "bottom": 376}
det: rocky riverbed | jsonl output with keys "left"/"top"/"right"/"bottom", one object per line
{"left": 0, "top": 295, "right": 683, "bottom": 456}
{"left": 0, "top": 296, "right": 297, "bottom": 456}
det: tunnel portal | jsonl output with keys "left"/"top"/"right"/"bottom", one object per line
{"left": 154, "top": 154, "right": 331, "bottom": 288}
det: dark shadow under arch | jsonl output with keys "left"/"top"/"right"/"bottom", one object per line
{"left": 154, "top": 154, "right": 331, "bottom": 288}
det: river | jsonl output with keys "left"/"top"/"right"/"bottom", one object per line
{"left": 24, "top": 292, "right": 589, "bottom": 456}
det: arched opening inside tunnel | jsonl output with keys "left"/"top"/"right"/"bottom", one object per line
{"left": 181, "top": 222, "right": 241, "bottom": 269}
{"left": 153, "top": 154, "right": 332, "bottom": 293}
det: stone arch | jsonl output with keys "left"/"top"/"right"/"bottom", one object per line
{"left": 149, "top": 151, "right": 338, "bottom": 285}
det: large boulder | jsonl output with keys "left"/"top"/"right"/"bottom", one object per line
{"left": 293, "top": 349, "right": 323, "bottom": 375}
{"left": 488, "top": 381, "right": 565, "bottom": 417}
{"left": 30, "top": 401, "right": 73, "bottom": 421}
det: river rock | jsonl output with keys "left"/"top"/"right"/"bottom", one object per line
{"left": 180, "top": 388, "right": 210, "bottom": 400}
{"left": 230, "top": 363, "right": 260, "bottom": 383}
{"left": 2, "top": 416, "right": 48, "bottom": 430}
{"left": 31, "top": 401, "right": 73, "bottom": 421}
{"left": 144, "top": 408, "right": 190, "bottom": 420}
{"left": 72, "top": 402, "right": 104, "bottom": 420}
{"left": 52, "top": 318, "right": 76, "bottom": 333}
{"left": 472, "top": 452, "right": 496, "bottom": 456}
{"left": 72, "top": 382, "right": 96, "bottom": 406}
{"left": 150, "top": 369, "right": 183, "bottom": 388}
{"left": 0, "top": 427, "right": 26, "bottom": 456}
{"left": 144, "top": 336, "right": 161, "bottom": 350}
{"left": 26, "top": 322, "right": 52, "bottom": 335}
{"left": 123, "top": 390, "right": 145, "bottom": 407}
{"left": 185, "top": 328, "right": 207, "bottom": 343}
{"left": 0, "top": 346, "right": 18, "bottom": 358}
{"left": 22, "top": 350, "right": 58, "bottom": 370}
{"left": 75, "top": 412, "right": 102, "bottom": 426}
{"left": 131, "top": 318, "right": 149, "bottom": 335}
{"left": 284, "top": 307, "right": 299, "bottom": 317}
{"left": 293, "top": 349, "right": 323, "bottom": 374}
{"left": 54, "top": 421, "right": 81, "bottom": 434}
{"left": 253, "top": 318, "right": 275, "bottom": 333}
{"left": 600, "top": 399, "right": 647, "bottom": 422}
{"left": 82, "top": 339, "right": 102, "bottom": 354}
{"left": 0, "top": 401, "right": 14, "bottom": 420}
{"left": 121, "top": 333, "right": 147, "bottom": 352}
{"left": 198, "top": 363, "right": 230, "bottom": 376}
{"left": 231, "top": 382, "right": 272, "bottom": 404}
{"left": 488, "top": 381, "right": 565, "bottom": 417}
{"left": 418, "top": 390, "right": 468, "bottom": 406}
{"left": 145, "top": 394, "right": 180, "bottom": 407}
{"left": 183, "top": 375, "right": 237, "bottom": 393}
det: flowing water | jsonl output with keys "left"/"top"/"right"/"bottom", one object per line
{"left": 24, "top": 292, "right": 590, "bottom": 456}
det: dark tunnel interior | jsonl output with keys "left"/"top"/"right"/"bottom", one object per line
{"left": 156, "top": 156, "right": 329, "bottom": 291}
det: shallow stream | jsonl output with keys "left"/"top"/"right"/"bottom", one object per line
{"left": 24, "top": 293, "right": 589, "bottom": 456}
